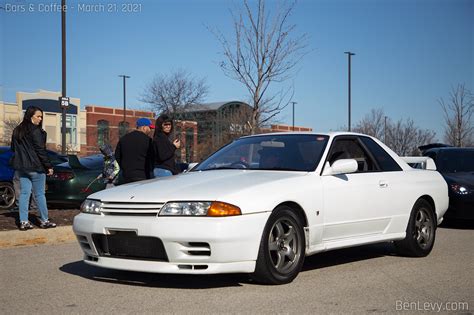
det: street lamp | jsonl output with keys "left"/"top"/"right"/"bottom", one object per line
{"left": 60, "top": 0, "right": 67, "bottom": 155}
{"left": 291, "top": 101, "right": 297, "bottom": 131}
{"left": 118, "top": 75, "right": 130, "bottom": 124}
{"left": 344, "top": 51, "right": 355, "bottom": 132}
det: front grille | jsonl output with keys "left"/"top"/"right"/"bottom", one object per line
{"left": 100, "top": 202, "right": 164, "bottom": 216}
{"left": 92, "top": 231, "right": 168, "bottom": 261}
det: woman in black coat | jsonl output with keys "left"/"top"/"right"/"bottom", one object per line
{"left": 152, "top": 114, "right": 180, "bottom": 177}
{"left": 10, "top": 106, "right": 56, "bottom": 230}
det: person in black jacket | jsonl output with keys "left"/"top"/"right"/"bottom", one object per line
{"left": 115, "top": 118, "right": 155, "bottom": 183}
{"left": 153, "top": 114, "right": 180, "bottom": 177}
{"left": 10, "top": 106, "right": 56, "bottom": 231}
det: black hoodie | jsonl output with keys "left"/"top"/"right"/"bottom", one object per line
{"left": 153, "top": 131, "right": 178, "bottom": 175}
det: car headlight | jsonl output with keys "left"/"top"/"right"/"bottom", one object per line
{"left": 80, "top": 199, "right": 102, "bottom": 214}
{"left": 159, "top": 201, "right": 241, "bottom": 217}
{"left": 450, "top": 184, "right": 471, "bottom": 195}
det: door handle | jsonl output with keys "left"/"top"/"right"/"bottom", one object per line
{"left": 379, "top": 180, "right": 388, "bottom": 188}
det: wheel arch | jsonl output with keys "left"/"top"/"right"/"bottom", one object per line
{"left": 274, "top": 201, "right": 308, "bottom": 228}
{"left": 417, "top": 195, "right": 436, "bottom": 220}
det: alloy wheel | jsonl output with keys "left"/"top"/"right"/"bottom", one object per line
{"left": 267, "top": 218, "right": 301, "bottom": 274}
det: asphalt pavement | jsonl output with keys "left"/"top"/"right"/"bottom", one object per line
{"left": 0, "top": 223, "right": 472, "bottom": 314}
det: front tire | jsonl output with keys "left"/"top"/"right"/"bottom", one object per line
{"left": 0, "top": 182, "right": 15, "bottom": 209}
{"left": 252, "top": 206, "right": 305, "bottom": 285}
{"left": 395, "top": 199, "right": 436, "bottom": 257}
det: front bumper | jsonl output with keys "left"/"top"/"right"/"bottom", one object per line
{"left": 445, "top": 194, "right": 474, "bottom": 220}
{"left": 73, "top": 211, "right": 270, "bottom": 274}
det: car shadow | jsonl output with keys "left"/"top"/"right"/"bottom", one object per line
{"left": 60, "top": 261, "right": 249, "bottom": 288}
{"left": 302, "top": 242, "right": 395, "bottom": 271}
{"left": 60, "top": 242, "right": 397, "bottom": 288}
{"left": 438, "top": 219, "right": 474, "bottom": 230}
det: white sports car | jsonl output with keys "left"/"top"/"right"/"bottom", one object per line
{"left": 73, "top": 132, "right": 448, "bottom": 284}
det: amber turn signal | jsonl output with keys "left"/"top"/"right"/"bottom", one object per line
{"left": 207, "top": 201, "right": 241, "bottom": 217}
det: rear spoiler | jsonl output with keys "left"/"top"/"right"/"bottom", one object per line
{"left": 67, "top": 154, "right": 86, "bottom": 169}
{"left": 401, "top": 157, "right": 437, "bottom": 170}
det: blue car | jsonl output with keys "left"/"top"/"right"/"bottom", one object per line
{"left": 0, "top": 146, "right": 68, "bottom": 209}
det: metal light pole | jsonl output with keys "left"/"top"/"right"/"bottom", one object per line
{"left": 384, "top": 115, "right": 388, "bottom": 143}
{"left": 60, "top": 0, "right": 67, "bottom": 154}
{"left": 344, "top": 51, "right": 355, "bottom": 132}
{"left": 291, "top": 101, "right": 297, "bottom": 131}
{"left": 118, "top": 75, "right": 130, "bottom": 124}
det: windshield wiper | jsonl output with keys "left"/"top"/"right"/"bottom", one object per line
{"left": 199, "top": 167, "right": 243, "bottom": 171}
{"left": 260, "top": 167, "right": 302, "bottom": 171}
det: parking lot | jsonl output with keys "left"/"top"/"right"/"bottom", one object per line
{"left": 0, "top": 221, "right": 472, "bottom": 314}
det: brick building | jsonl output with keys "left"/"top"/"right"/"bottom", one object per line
{"left": 85, "top": 105, "right": 199, "bottom": 162}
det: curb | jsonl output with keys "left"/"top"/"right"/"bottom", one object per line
{"left": 0, "top": 225, "right": 76, "bottom": 249}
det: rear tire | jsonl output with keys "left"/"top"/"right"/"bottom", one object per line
{"left": 252, "top": 206, "right": 305, "bottom": 285}
{"left": 395, "top": 199, "right": 436, "bottom": 257}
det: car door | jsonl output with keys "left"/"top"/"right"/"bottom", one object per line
{"left": 321, "top": 136, "right": 397, "bottom": 242}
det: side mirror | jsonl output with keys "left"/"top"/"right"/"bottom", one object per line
{"left": 322, "top": 159, "right": 358, "bottom": 176}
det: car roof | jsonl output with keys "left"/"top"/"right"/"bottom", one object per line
{"left": 240, "top": 131, "right": 369, "bottom": 139}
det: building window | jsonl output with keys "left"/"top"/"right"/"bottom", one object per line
{"left": 118, "top": 121, "right": 129, "bottom": 138}
{"left": 60, "top": 114, "right": 78, "bottom": 146}
{"left": 97, "top": 120, "right": 109, "bottom": 146}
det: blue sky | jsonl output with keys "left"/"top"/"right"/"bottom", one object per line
{"left": 1, "top": 0, "right": 473, "bottom": 140}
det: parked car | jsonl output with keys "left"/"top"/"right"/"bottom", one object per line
{"left": 423, "top": 147, "right": 474, "bottom": 220}
{"left": 46, "top": 154, "right": 106, "bottom": 207}
{"left": 45, "top": 153, "right": 190, "bottom": 207}
{"left": 0, "top": 146, "right": 67, "bottom": 209}
{"left": 73, "top": 132, "right": 449, "bottom": 284}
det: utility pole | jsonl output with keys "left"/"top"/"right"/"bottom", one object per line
{"left": 60, "top": 0, "right": 67, "bottom": 155}
{"left": 344, "top": 51, "right": 355, "bottom": 132}
{"left": 384, "top": 115, "right": 387, "bottom": 143}
{"left": 118, "top": 75, "right": 130, "bottom": 124}
{"left": 291, "top": 101, "right": 297, "bottom": 131}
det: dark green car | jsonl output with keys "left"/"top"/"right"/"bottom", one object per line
{"left": 46, "top": 155, "right": 109, "bottom": 207}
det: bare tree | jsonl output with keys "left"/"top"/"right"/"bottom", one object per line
{"left": 211, "top": 0, "right": 308, "bottom": 133}
{"left": 386, "top": 118, "right": 436, "bottom": 156}
{"left": 353, "top": 108, "right": 386, "bottom": 140}
{"left": 439, "top": 84, "right": 474, "bottom": 147}
{"left": 1, "top": 118, "right": 21, "bottom": 145}
{"left": 354, "top": 110, "right": 436, "bottom": 156}
{"left": 141, "top": 69, "right": 209, "bottom": 115}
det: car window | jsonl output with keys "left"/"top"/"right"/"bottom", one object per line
{"left": 327, "top": 138, "right": 377, "bottom": 172}
{"left": 47, "top": 151, "right": 68, "bottom": 165}
{"left": 359, "top": 137, "right": 402, "bottom": 172}
{"left": 437, "top": 150, "right": 474, "bottom": 173}
{"left": 195, "top": 134, "right": 329, "bottom": 172}
{"left": 78, "top": 155, "right": 104, "bottom": 169}
{"left": 57, "top": 155, "right": 104, "bottom": 170}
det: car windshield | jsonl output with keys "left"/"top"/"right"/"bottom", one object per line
{"left": 437, "top": 150, "right": 474, "bottom": 173}
{"left": 194, "top": 134, "right": 329, "bottom": 172}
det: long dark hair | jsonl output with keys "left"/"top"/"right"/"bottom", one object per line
{"left": 13, "top": 106, "right": 44, "bottom": 140}
{"left": 154, "top": 114, "right": 173, "bottom": 138}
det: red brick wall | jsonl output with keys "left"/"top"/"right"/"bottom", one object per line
{"left": 85, "top": 105, "right": 155, "bottom": 155}
{"left": 261, "top": 124, "right": 313, "bottom": 133}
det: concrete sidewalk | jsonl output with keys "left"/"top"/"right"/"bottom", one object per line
{"left": 0, "top": 225, "right": 76, "bottom": 249}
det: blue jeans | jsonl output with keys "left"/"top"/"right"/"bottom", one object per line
{"left": 153, "top": 168, "right": 172, "bottom": 178}
{"left": 16, "top": 171, "right": 49, "bottom": 223}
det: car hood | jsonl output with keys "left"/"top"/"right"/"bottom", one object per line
{"left": 88, "top": 170, "right": 309, "bottom": 211}
{"left": 442, "top": 172, "right": 474, "bottom": 188}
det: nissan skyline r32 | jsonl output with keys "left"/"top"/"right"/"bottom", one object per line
{"left": 73, "top": 132, "right": 449, "bottom": 284}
